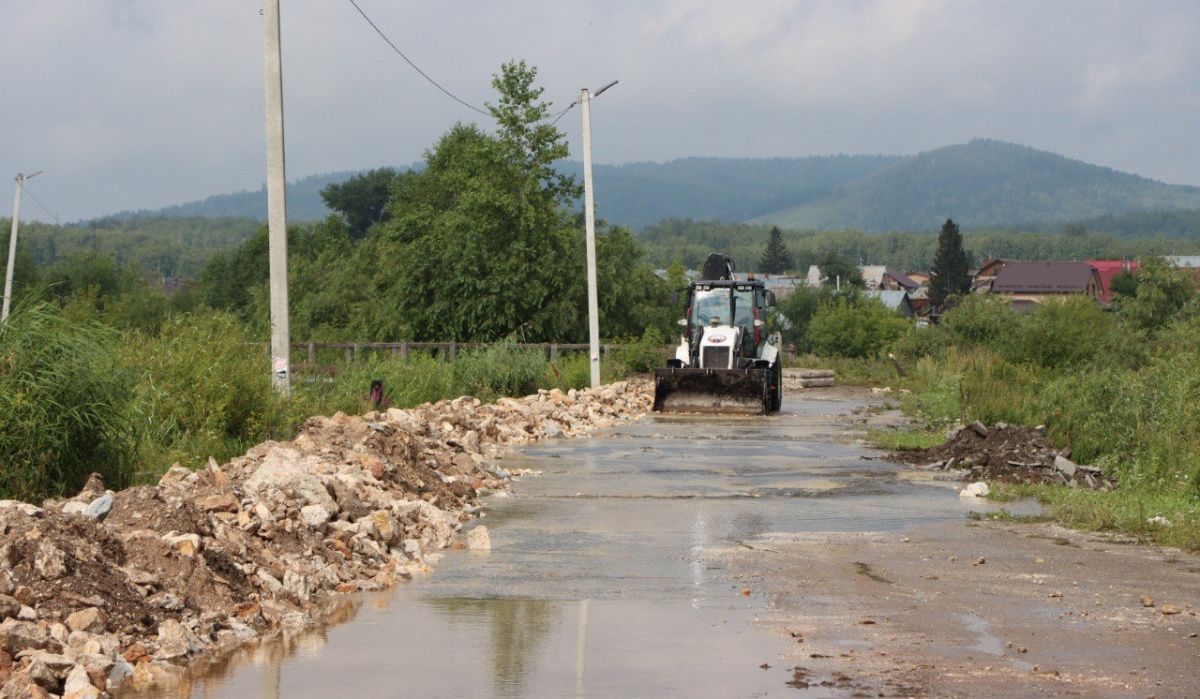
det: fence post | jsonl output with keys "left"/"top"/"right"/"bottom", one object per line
{"left": 603, "top": 344, "right": 610, "bottom": 360}
{"left": 307, "top": 342, "right": 315, "bottom": 366}
{"left": 401, "top": 341, "right": 409, "bottom": 365}
{"left": 343, "top": 346, "right": 352, "bottom": 364}
{"left": 550, "top": 343, "right": 559, "bottom": 362}
{"left": 449, "top": 342, "right": 458, "bottom": 361}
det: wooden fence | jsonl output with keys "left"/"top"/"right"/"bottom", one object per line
{"left": 289, "top": 341, "right": 629, "bottom": 368}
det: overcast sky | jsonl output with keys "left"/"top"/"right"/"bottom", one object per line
{"left": 3, "top": 0, "right": 1198, "bottom": 221}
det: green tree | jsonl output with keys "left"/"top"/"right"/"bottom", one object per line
{"left": 929, "top": 218, "right": 970, "bottom": 306}
{"left": 817, "top": 251, "right": 863, "bottom": 288}
{"left": 320, "top": 168, "right": 402, "bottom": 241}
{"left": 759, "top": 226, "right": 793, "bottom": 274}
{"left": 1119, "top": 257, "right": 1196, "bottom": 334}
{"left": 807, "top": 295, "right": 910, "bottom": 358}
{"left": 776, "top": 285, "right": 833, "bottom": 351}
{"left": 377, "top": 61, "right": 582, "bottom": 342}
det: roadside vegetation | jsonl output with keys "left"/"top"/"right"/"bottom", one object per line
{"left": 791, "top": 258, "right": 1200, "bottom": 549}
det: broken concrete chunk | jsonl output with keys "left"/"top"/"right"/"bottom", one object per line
{"left": 959, "top": 481, "right": 990, "bottom": 498}
{"left": 970, "top": 421, "right": 989, "bottom": 438}
{"left": 82, "top": 493, "right": 113, "bottom": 521}
{"left": 65, "top": 607, "right": 106, "bottom": 634}
{"left": 467, "top": 526, "right": 491, "bottom": 551}
{"left": 1053, "top": 455, "right": 1077, "bottom": 478}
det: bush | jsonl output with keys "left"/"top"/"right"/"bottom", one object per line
{"left": 0, "top": 304, "right": 137, "bottom": 500}
{"left": 126, "top": 311, "right": 299, "bottom": 478}
{"left": 1005, "top": 296, "right": 1113, "bottom": 369}
{"left": 939, "top": 294, "right": 1014, "bottom": 349}
{"left": 614, "top": 326, "right": 668, "bottom": 374}
{"left": 807, "top": 295, "right": 910, "bottom": 359}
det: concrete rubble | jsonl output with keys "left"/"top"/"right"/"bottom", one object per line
{"left": 893, "top": 422, "right": 1116, "bottom": 490}
{"left": 0, "top": 380, "right": 652, "bottom": 697}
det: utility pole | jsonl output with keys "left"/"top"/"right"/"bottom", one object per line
{"left": 263, "top": 0, "right": 291, "bottom": 393}
{"left": 579, "top": 80, "right": 617, "bottom": 389}
{"left": 3, "top": 171, "right": 41, "bottom": 323}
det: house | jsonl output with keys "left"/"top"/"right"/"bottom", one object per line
{"left": 1087, "top": 259, "right": 1139, "bottom": 303}
{"left": 864, "top": 290, "right": 916, "bottom": 317}
{"left": 1166, "top": 255, "right": 1200, "bottom": 283}
{"left": 989, "top": 261, "right": 1103, "bottom": 304}
{"left": 861, "top": 266, "right": 920, "bottom": 292}
{"left": 906, "top": 271, "right": 931, "bottom": 287}
{"left": 804, "top": 265, "right": 823, "bottom": 287}
{"left": 972, "top": 258, "right": 1008, "bottom": 291}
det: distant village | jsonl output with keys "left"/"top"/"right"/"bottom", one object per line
{"left": 719, "top": 255, "right": 1200, "bottom": 323}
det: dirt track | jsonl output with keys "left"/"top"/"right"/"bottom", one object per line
{"left": 727, "top": 386, "right": 1200, "bottom": 697}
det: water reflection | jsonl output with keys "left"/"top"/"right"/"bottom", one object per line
{"left": 428, "top": 597, "right": 560, "bottom": 695}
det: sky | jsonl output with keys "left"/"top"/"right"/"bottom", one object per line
{"left": 2, "top": 0, "right": 1198, "bottom": 222}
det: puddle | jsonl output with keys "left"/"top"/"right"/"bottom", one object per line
{"left": 173, "top": 395, "right": 997, "bottom": 697}
{"left": 956, "top": 612, "right": 1034, "bottom": 672}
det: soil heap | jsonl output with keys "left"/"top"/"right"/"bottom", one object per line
{"left": 0, "top": 380, "right": 652, "bottom": 698}
{"left": 891, "top": 421, "right": 1114, "bottom": 490}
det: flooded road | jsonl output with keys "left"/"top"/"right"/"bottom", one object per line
{"left": 179, "top": 389, "right": 1010, "bottom": 698}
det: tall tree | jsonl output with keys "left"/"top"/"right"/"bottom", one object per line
{"left": 817, "top": 251, "right": 863, "bottom": 288}
{"left": 320, "top": 168, "right": 401, "bottom": 241}
{"left": 759, "top": 226, "right": 793, "bottom": 274}
{"left": 929, "top": 218, "right": 970, "bottom": 306}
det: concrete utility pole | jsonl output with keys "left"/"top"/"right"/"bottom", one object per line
{"left": 263, "top": 0, "right": 291, "bottom": 393}
{"left": 579, "top": 80, "right": 617, "bottom": 389}
{"left": 3, "top": 171, "right": 41, "bottom": 323}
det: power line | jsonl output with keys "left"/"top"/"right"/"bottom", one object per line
{"left": 549, "top": 101, "right": 576, "bottom": 126}
{"left": 21, "top": 185, "right": 58, "bottom": 225}
{"left": 345, "top": 0, "right": 491, "bottom": 117}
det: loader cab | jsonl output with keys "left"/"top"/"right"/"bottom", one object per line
{"left": 682, "top": 280, "right": 776, "bottom": 360}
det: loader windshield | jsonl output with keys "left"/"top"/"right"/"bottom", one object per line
{"left": 691, "top": 286, "right": 756, "bottom": 328}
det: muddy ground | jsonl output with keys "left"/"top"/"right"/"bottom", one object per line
{"left": 728, "top": 386, "right": 1200, "bottom": 698}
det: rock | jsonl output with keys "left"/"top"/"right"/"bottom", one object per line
{"left": 106, "top": 656, "right": 134, "bottom": 689}
{"left": 256, "top": 568, "right": 284, "bottom": 595}
{"left": 65, "top": 608, "right": 106, "bottom": 634}
{"left": 149, "top": 592, "right": 184, "bottom": 611}
{"left": 1160, "top": 604, "right": 1181, "bottom": 615}
{"left": 0, "top": 500, "right": 43, "bottom": 516}
{"left": 1140, "top": 595, "right": 1155, "bottom": 608}
{"left": 467, "top": 526, "right": 491, "bottom": 551}
{"left": 970, "top": 421, "right": 989, "bottom": 438}
{"left": 61, "top": 501, "right": 88, "bottom": 516}
{"left": 196, "top": 492, "right": 238, "bottom": 513}
{"left": 0, "top": 594, "right": 22, "bottom": 620}
{"left": 64, "top": 683, "right": 101, "bottom": 699}
{"left": 127, "top": 660, "right": 184, "bottom": 691}
{"left": 1053, "top": 455, "right": 1077, "bottom": 478}
{"left": 154, "top": 618, "right": 199, "bottom": 660}
{"left": 1147, "top": 515, "right": 1172, "bottom": 527}
{"left": 994, "top": 422, "right": 1009, "bottom": 430}
{"left": 300, "top": 504, "right": 331, "bottom": 529}
{"left": 17, "top": 606, "right": 36, "bottom": 621}
{"left": 1, "top": 673, "right": 51, "bottom": 699}
{"left": 542, "top": 419, "right": 563, "bottom": 438}
{"left": 162, "top": 532, "right": 201, "bottom": 558}
{"left": 243, "top": 447, "right": 338, "bottom": 511}
{"left": 158, "top": 464, "right": 194, "bottom": 487}
{"left": 28, "top": 652, "right": 75, "bottom": 688}
{"left": 63, "top": 664, "right": 95, "bottom": 696}
{"left": 34, "top": 541, "right": 67, "bottom": 579}
{"left": 283, "top": 570, "right": 310, "bottom": 600}
{"left": 82, "top": 493, "right": 113, "bottom": 521}
{"left": 959, "top": 481, "right": 990, "bottom": 498}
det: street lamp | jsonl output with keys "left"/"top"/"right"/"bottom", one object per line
{"left": 580, "top": 80, "right": 617, "bottom": 389}
{"left": 3, "top": 170, "right": 42, "bottom": 323}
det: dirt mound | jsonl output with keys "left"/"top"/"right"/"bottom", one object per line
{"left": 0, "top": 380, "right": 653, "bottom": 697}
{"left": 892, "top": 421, "right": 1115, "bottom": 490}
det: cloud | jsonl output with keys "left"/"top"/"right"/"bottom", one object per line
{"left": 1, "top": 0, "right": 1197, "bottom": 221}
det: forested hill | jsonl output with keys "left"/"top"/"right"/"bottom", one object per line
{"left": 106, "top": 140, "right": 1200, "bottom": 233}
{"left": 751, "top": 140, "right": 1200, "bottom": 231}
{"left": 109, "top": 155, "right": 898, "bottom": 228}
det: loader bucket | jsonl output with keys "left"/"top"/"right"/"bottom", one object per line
{"left": 653, "top": 367, "right": 771, "bottom": 415}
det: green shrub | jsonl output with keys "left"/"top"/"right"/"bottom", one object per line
{"left": 0, "top": 304, "right": 137, "bottom": 500}
{"left": 127, "top": 311, "right": 298, "bottom": 478}
{"left": 939, "top": 294, "right": 1014, "bottom": 349}
{"left": 1005, "top": 296, "right": 1112, "bottom": 368}
{"left": 807, "top": 295, "right": 910, "bottom": 359}
{"left": 614, "top": 326, "right": 668, "bottom": 374}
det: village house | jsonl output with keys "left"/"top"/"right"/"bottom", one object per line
{"left": 1087, "top": 259, "right": 1139, "bottom": 303}
{"left": 988, "top": 260, "right": 1103, "bottom": 309}
{"left": 864, "top": 289, "right": 916, "bottom": 317}
{"left": 861, "top": 266, "right": 920, "bottom": 292}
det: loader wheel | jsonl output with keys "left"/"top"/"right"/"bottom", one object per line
{"left": 769, "top": 360, "right": 783, "bottom": 413}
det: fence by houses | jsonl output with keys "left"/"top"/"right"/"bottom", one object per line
{"left": 288, "top": 341, "right": 627, "bottom": 372}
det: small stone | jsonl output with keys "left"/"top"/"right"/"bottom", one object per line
{"left": 467, "top": 526, "right": 491, "bottom": 551}
{"left": 33, "top": 541, "right": 67, "bottom": 580}
{"left": 542, "top": 419, "right": 563, "bottom": 438}
{"left": 1160, "top": 605, "right": 1181, "bottom": 615}
{"left": 17, "top": 606, "right": 36, "bottom": 621}
{"left": 82, "top": 493, "right": 113, "bottom": 521}
{"left": 1140, "top": 595, "right": 1155, "bottom": 608}
{"left": 61, "top": 501, "right": 88, "bottom": 516}
{"left": 65, "top": 608, "right": 106, "bottom": 634}
{"left": 196, "top": 492, "right": 237, "bottom": 513}
{"left": 300, "top": 504, "right": 331, "bottom": 529}
{"left": 148, "top": 592, "right": 184, "bottom": 611}
{"left": 1049, "top": 591, "right": 1062, "bottom": 598}
{"left": 1053, "top": 455, "right": 1077, "bottom": 478}
{"left": 63, "top": 664, "right": 95, "bottom": 695}
{"left": 28, "top": 652, "right": 75, "bottom": 688}
{"left": 0, "top": 594, "right": 21, "bottom": 620}
{"left": 959, "top": 482, "right": 989, "bottom": 498}
{"left": 970, "top": 421, "right": 988, "bottom": 437}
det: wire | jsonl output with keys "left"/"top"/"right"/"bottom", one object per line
{"left": 21, "top": 185, "right": 59, "bottom": 225}
{"left": 548, "top": 101, "right": 576, "bottom": 126}
{"left": 345, "top": 0, "right": 491, "bottom": 117}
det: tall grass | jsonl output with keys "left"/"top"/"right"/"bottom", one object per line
{"left": 0, "top": 304, "right": 137, "bottom": 499}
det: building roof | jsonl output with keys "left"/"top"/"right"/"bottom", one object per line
{"left": 1087, "top": 259, "right": 1139, "bottom": 303}
{"left": 991, "top": 261, "right": 1099, "bottom": 294}
{"left": 863, "top": 289, "right": 913, "bottom": 312}
{"left": 861, "top": 266, "right": 920, "bottom": 290}
{"left": 1166, "top": 255, "right": 1200, "bottom": 268}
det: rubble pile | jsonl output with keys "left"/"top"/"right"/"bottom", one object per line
{"left": 0, "top": 380, "right": 652, "bottom": 697}
{"left": 894, "top": 420, "right": 1115, "bottom": 490}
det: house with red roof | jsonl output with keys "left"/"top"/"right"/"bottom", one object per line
{"left": 1087, "top": 259, "right": 1139, "bottom": 303}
